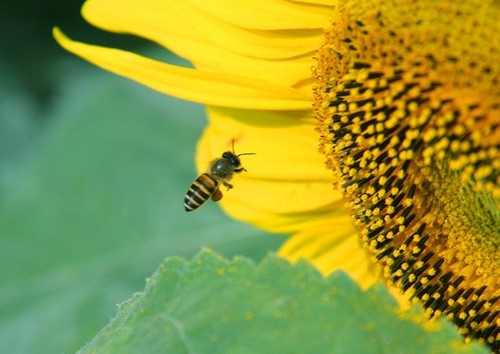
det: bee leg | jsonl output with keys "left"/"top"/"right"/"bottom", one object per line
{"left": 234, "top": 167, "right": 247, "bottom": 173}
{"left": 222, "top": 182, "right": 233, "bottom": 191}
{"left": 211, "top": 189, "right": 223, "bottom": 202}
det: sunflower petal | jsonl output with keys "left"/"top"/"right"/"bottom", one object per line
{"left": 53, "top": 28, "right": 311, "bottom": 110}
{"left": 82, "top": 0, "right": 325, "bottom": 61}
{"left": 288, "top": 0, "right": 336, "bottom": 4}
{"left": 181, "top": 0, "right": 331, "bottom": 30}
{"left": 193, "top": 107, "right": 343, "bottom": 234}
{"left": 277, "top": 217, "right": 381, "bottom": 289}
{"left": 196, "top": 108, "right": 331, "bottom": 180}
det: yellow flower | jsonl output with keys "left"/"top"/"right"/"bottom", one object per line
{"left": 54, "top": 0, "right": 499, "bottom": 350}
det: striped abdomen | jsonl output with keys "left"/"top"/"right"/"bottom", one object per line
{"left": 184, "top": 173, "right": 219, "bottom": 212}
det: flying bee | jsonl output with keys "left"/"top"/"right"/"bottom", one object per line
{"left": 184, "top": 145, "right": 255, "bottom": 212}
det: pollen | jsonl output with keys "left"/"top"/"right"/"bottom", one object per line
{"left": 314, "top": 0, "right": 499, "bottom": 351}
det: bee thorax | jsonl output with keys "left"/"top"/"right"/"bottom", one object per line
{"left": 210, "top": 159, "right": 235, "bottom": 179}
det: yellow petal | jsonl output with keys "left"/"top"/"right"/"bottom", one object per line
{"left": 277, "top": 216, "right": 380, "bottom": 289}
{"left": 53, "top": 28, "right": 312, "bottom": 110}
{"left": 278, "top": 217, "right": 411, "bottom": 307}
{"left": 81, "top": 0, "right": 323, "bottom": 93}
{"left": 181, "top": 0, "right": 332, "bottom": 30}
{"left": 194, "top": 107, "right": 342, "bottom": 234}
{"left": 196, "top": 108, "right": 330, "bottom": 180}
{"left": 83, "top": 0, "right": 325, "bottom": 60}
{"left": 289, "top": 0, "right": 336, "bottom": 4}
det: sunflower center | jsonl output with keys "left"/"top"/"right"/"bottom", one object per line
{"left": 313, "top": 1, "right": 499, "bottom": 350}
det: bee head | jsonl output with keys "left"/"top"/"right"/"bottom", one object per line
{"left": 222, "top": 151, "right": 241, "bottom": 167}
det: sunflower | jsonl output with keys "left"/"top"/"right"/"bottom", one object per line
{"left": 54, "top": 0, "right": 499, "bottom": 350}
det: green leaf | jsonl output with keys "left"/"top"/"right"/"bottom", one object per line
{"left": 79, "top": 250, "right": 488, "bottom": 354}
{"left": 0, "top": 57, "right": 282, "bottom": 354}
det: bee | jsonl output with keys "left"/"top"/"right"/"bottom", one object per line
{"left": 184, "top": 144, "right": 254, "bottom": 212}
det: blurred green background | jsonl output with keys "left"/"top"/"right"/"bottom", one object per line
{"left": 0, "top": 2, "right": 283, "bottom": 353}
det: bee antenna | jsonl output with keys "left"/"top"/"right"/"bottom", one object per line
{"left": 231, "top": 139, "right": 255, "bottom": 156}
